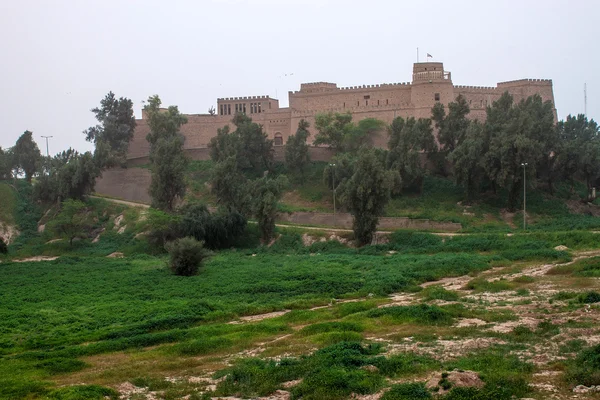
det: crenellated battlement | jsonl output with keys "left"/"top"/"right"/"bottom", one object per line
{"left": 497, "top": 78, "right": 553, "bottom": 86}
{"left": 217, "top": 95, "right": 273, "bottom": 101}
{"left": 289, "top": 82, "right": 411, "bottom": 95}
{"left": 454, "top": 85, "right": 497, "bottom": 90}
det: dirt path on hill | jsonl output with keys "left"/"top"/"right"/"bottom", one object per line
{"left": 92, "top": 195, "right": 463, "bottom": 236}
{"left": 89, "top": 195, "right": 150, "bottom": 208}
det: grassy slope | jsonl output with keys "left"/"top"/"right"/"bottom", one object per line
{"left": 0, "top": 182, "right": 17, "bottom": 225}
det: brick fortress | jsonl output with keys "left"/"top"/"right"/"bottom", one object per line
{"left": 126, "top": 61, "right": 556, "bottom": 163}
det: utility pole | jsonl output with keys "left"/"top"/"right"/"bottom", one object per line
{"left": 521, "top": 162, "right": 528, "bottom": 230}
{"left": 584, "top": 83, "right": 587, "bottom": 117}
{"left": 330, "top": 163, "right": 336, "bottom": 227}
{"left": 41, "top": 135, "right": 53, "bottom": 157}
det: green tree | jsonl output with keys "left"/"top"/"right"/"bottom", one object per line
{"left": 344, "top": 118, "right": 386, "bottom": 153}
{"left": 483, "top": 93, "right": 556, "bottom": 210}
{"left": 177, "top": 203, "right": 246, "bottom": 249}
{"left": 208, "top": 125, "right": 238, "bottom": 163}
{"left": 13, "top": 131, "right": 41, "bottom": 182}
{"left": 557, "top": 114, "right": 600, "bottom": 196}
{"left": 285, "top": 119, "right": 311, "bottom": 182}
{"left": 314, "top": 112, "right": 354, "bottom": 151}
{"left": 0, "top": 147, "right": 14, "bottom": 180}
{"left": 234, "top": 114, "right": 274, "bottom": 173}
{"left": 33, "top": 149, "right": 99, "bottom": 202}
{"left": 431, "top": 94, "right": 470, "bottom": 152}
{"left": 339, "top": 149, "right": 395, "bottom": 246}
{"left": 209, "top": 114, "right": 274, "bottom": 174}
{"left": 48, "top": 199, "right": 90, "bottom": 245}
{"left": 251, "top": 174, "right": 289, "bottom": 243}
{"left": 314, "top": 113, "right": 385, "bottom": 153}
{"left": 144, "top": 95, "right": 189, "bottom": 211}
{"left": 448, "top": 121, "right": 486, "bottom": 202}
{"left": 323, "top": 152, "right": 356, "bottom": 191}
{"left": 210, "top": 156, "right": 251, "bottom": 215}
{"left": 387, "top": 116, "right": 435, "bottom": 192}
{"left": 146, "top": 208, "right": 181, "bottom": 247}
{"left": 84, "top": 92, "right": 136, "bottom": 168}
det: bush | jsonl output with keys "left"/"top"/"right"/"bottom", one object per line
{"left": 46, "top": 384, "right": 118, "bottom": 400}
{"left": 177, "top": 203, "right": 246, "bottom": 249}
{"left": 381, "top": 383, "right": 432, "bottom": 399}
{"left": 0, "top": 237, "right": 7, "bottom": 254}
{"left": 565, "top": 344, "right": 600, "bottom": 386}
{"left": 165, "top": 237, "right": 209, "bottom": 276}
{"left": 577, "top": 291, "right": 600, "bottom": 304}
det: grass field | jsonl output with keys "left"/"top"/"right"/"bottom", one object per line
{"left": 3, "top": 179, "right": 600, "bottom": 399}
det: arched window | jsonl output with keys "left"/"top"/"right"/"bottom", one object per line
{"left": 274, "top": 133, "right": 283, "bottom": 146}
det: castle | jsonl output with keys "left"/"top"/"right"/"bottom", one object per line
{"left": 126, "top": 61, "right": 556, "bottom": 163}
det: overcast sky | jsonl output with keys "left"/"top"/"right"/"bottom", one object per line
{"left": 0, "top": 0, "right": 597, "bottom": 155}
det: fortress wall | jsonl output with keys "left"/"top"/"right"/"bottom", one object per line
{"left": 289, "top": 84, "right": 412, "bottom": 112}
{"left": 124, "top": 146, "right": 334, "bottom": 167}
{"left": 128, "top": 121, "right": 151, "bottom": 159}
{"left": 454, "top": 85, "right": 499, "bottom": 115}
{"left": 95, "top": 167, "right": 152, "bottom": 204}
{"left": 263, "top": 109, "right": 293, "bottom": 143}
{"left": 497, "top": 79, "right": 555, "bottom": 104}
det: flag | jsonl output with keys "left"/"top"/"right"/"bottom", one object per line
{"left": 427, "top": 53, "right": 433, "bottom": 58}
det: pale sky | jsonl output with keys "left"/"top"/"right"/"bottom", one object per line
{"left": 0, "top": 0, "right": 597, "bottom": 155}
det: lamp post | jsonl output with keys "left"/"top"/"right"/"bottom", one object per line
{"left": 521, "top": 162, "right": 528, "bottom": 230}
{"left": 41, "top": 136, "right": 53, "bottom": 157}
{"left": 329, "top": 163, "right": 336, "bottom": 227}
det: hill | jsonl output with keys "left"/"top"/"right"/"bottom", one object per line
{"left": 95, "top": 159, "right": 600, "bottom": 234}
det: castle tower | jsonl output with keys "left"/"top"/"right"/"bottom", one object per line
{"left": 410, "top": 62, "right": 454, "bottom": 118}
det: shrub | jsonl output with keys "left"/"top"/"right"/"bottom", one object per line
{"left": 382, "top": 383, "right": 432, "bottom": 400}
{"left": 421, "top": 285, "right": 459, "bottom": 301}
{"left": 577, "top": 291, "right": 600, "bottom": 304}
{"left": 565, "top": 344, "right": 600, "bottom": 386}
{"left": 177, "top": 203, "right": 246, "bottom": 249}
{"left": 366, "top": 304, "right": 454, "bottom": 325}
{"left": 46, "top": 385, "right": 118, "bottom": 400}
{"left": 36, "top": 357, "right": 88, "bottom": 375}
{"left": 165, "top": 237, "right": 209, "bottom": 276}
{"left": 0, "top": 237, "right": 7, "bottom": 254}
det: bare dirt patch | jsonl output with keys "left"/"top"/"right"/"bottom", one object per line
{"left": 13, "top": 256, "right": 58, "bottom": 262}
{"left": 0, "top": 222, "right": 19, "bottom": 245}
{"left": 229, "top": 310, "right": 291, "bottom": 324}
{"left": 425, "top": 370, "right": 484, "bottom": 394}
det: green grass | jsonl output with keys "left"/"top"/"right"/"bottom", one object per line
{"left": 548, "top": 256, "right": 600, "bottom": 277}
{"left": 213, "top": 341, "right": 439, "bottom": 400}
{"left": 421, "top": 285, "right": 460, "bottom": 301}
{"left": 0, "top": 182, "right": 17, "bottom": 225}
{"left": 565, "top": 344, "right": 600, "bottom": 387}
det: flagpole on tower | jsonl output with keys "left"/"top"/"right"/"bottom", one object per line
{"left": 417, "top": 48, "right": 419, "bottom": 63}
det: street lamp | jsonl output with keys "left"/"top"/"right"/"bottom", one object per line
{"left": 329, "top": 163, "right": 336, "bottom": 227}
{"left": 521, "top": 162, "right": 528, "bottom": 230}
{"left": 41, "top": 136, "right": 53, "bottom": 157}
